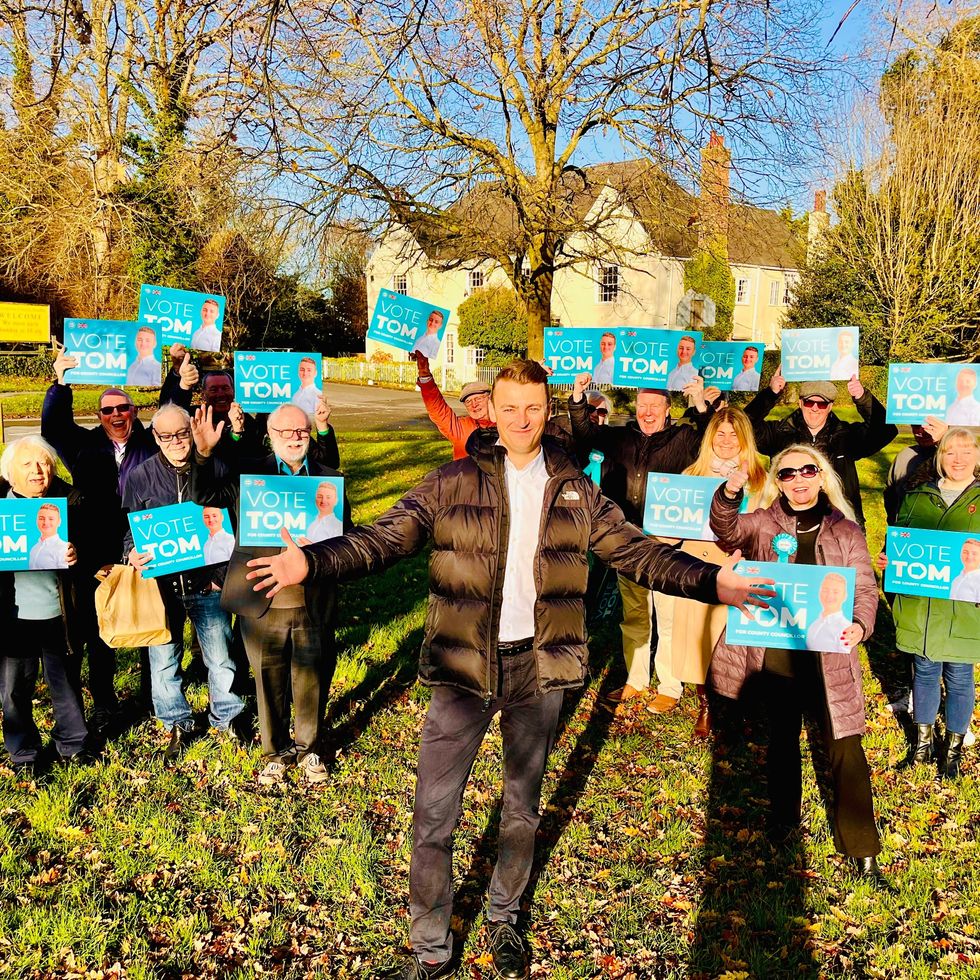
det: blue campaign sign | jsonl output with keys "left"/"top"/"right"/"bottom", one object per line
{"left": 884, "top": 526, "right": 980, "bottom": 602}
{"left": 128, "top": 502, "right": 234, "bottom": 578}
{"left": 0, "top": 497, "right": 70, "bottom": 571}
{"left": 726, "top": 560, "right": 857, "bottom": 652}
{"left": 367, "top": 290, "right": 450, "bottom": 357}
{"left": 700, "top": 341, "right": 764, "bottom": 392}
{"left": 542, "top": 327, "right": 615, "bottom": 384}
{"left": 643, "top": 474, "right": 724, "bottom": 540}
{"left": 886, "top": 363, "right": 980, "bottom": 425}
{"left": 138, "top": 284, "right": 226, "bottom": 351}
{"left": 780, "top": 327, "right": 860, "bottom": 382}
{"left": 238, "top": 474, "right": 345, "bottom": 547}
{"left": 234, "top": 351, "right": 323, "bottom": 413}
{"left": 612, "top": 328, "right": 703, "bottom": 389}
{"left": 63, "top": 319, "right": 163, "bottom": 387}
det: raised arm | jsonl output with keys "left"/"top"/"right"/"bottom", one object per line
{"left": 567, "top": 373, "right": 617, "bottom": 455}
{"left": 843, "top": 379, "right": 898, "bottom": 460}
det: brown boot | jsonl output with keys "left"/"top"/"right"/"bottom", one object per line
{"left": 692, "top": 685, "right": 711, "bottom": 740}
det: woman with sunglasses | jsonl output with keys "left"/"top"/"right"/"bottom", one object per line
{"left": 707, "top": 444, "right": 886, "bottom": 884}
{"left": 883, "top": 427, "right": 980, "bottom": 779}
{"left": 648, "top": 407, "right": 766, "bottom": 737}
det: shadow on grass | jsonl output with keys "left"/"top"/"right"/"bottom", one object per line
{"left": 689, "top": 687, "right": 819, "bottom": 980}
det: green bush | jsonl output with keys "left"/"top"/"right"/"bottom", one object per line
{"left": 0, "top": 348, "right": 52, "bottom": 378}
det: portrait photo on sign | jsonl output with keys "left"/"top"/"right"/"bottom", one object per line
{"left": 367, "top": 290, "right": 450, "bottom": 358}
{"left": 139, "top": 284, "right": 227, "bottom": 351}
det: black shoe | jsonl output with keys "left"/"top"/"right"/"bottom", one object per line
{"left": 487, "top": 921, "right": 530, "bottom": 980}
{"left": 59, "top": 750, "right": 97, "bottom": 767}
{"left": 766, "top": 821, "right": 801, "bottom": 850}
{"left": 10, "top": 761, "right": 36, "bottom": 778}
{"left": 912, "top": 723, "right": 935, "bottom": 765}
{"left": 851, "top": 856, "right": 895, "bottom": 892}
{"left": 374, "top": 954, "right": 456, "bottom": 979}
{"left": 91, "top": 706, "right": 121, "bottom": 737}
{"left": 164, "top": 725, "right": 193, "bottom": 763}
{"left": 944, "top": 732, "right": 966, "bottom": 779}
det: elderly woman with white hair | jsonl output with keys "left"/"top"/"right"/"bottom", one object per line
{"left": 0, "top": 436, "right": 89, "bottom": 773}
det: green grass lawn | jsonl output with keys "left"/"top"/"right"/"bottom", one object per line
{"left": 2, "top": 427, "right": 980, "bottom": 979}
{"left": 0, "top": 379, "right": 159, "bottom": 420}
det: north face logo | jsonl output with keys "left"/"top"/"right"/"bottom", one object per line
{"left": 561, "top": 490, "right": 580, "bottom": 501}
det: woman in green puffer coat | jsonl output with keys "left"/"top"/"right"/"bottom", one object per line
{"left": 889, "top": 427, "right": 980, "bottom": 779}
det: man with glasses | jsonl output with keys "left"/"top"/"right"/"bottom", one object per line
{"left": 161, "top": 354, "right": 340, "bottom": 470}
{"left": 413, "top": 352, "right": 493, "bottom": 460}
{"left": 744, "top": 370, "right": 897, "bottom": 527}
{"left": 41, "top": 342, "right": 162, "bottom": 730}
{"left": 193, "top": 403, "right": 351, "bottom": 785}
{"left": 123, "top": 404, "right": 245, "bottom": 760}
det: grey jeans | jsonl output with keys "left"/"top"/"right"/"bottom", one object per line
{"left": 409, "top": 647, "right": 564, "bottom": 963}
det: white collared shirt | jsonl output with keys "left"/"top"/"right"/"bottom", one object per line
{"left": 498, "top": 449, "right": 549, "bottom": 642}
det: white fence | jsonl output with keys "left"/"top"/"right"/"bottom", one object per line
{"left": 323, "top": 359, "right": 498, "bottom": 394}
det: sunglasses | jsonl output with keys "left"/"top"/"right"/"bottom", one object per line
{"left": 800, "top": 398, "right": 832, "bottom": 410}
{"left": 99, "top": 404, "right": 134, "bottom": 416}
{"left": 588, "top": 407, "right": 609, "bottom": 417}
{"left": 156, "top": 428, "right": 191, "bottom": 444}
{"left": 777, "top": 464, "right": 821, "bottom": 482}
{"left": 270, "top": 426, "right": 311, "bottom": 440}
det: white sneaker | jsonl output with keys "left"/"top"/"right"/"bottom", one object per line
{"left": 298, "top": 752, "right": 330, "bottom": 784}
{"left": 965, "top": 729, "right": 976, "bottom": 748}
{"left": 257, "top": 760, "right": 291, "bottom": 785}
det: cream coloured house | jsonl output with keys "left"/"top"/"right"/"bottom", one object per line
{"left": 365, "top": 147, "right": 810, "bottom": 371}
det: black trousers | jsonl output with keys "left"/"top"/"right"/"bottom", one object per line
{"left": 762, "top": 659, "right": 880, "bottom": 859}
{"left": 240, "top": 605, "right": 335, "bottom": 760}
{"left": 0, "top": 618, "right": 88, "bottom": 763}
{"left": 409, "top": 647, "right": 564, "bottom": 964}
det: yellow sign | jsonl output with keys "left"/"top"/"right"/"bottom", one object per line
{"left": 0, "top": 302, "right": 50, "bottom": 343}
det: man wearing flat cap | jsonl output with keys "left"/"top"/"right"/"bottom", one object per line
{"left": 567, "top": 370, "right": 715, "bottom": 716}
{"left": 413, "top": 352, "right": 493, "bottom": 459}
{"left": 744, "top": 367, "right": 897, "bottom": 527}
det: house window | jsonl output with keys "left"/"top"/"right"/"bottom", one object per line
{"left": 783, "top": 274, "right": 799, "bottom": 306}
{"left": 736, "top": 278, "right": 750, "bottom": 304}
{"left": 769, "top": 281, "right": 781, "bottom": 306}
{"left": 393, "top": 274, "right": 408, "bottom": 294}
{"left": 444, "top": 331, "right": 455, "bottom": 365}
{"left": 468, "top": 269, "right": 484, "bottom": 292}
{"left": 598, "top": 264, "right": 619, "bottom": 304}
{"left": 473, "top": 347, "right": 486, "bottom": 365}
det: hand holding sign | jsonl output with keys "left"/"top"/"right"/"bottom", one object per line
{"left": 573, "top": 373, "right": 592, "bottom": 399}
{"left": 716, "top": 549, "right": 776, "bottom": 615}
{"left": 725, "top": 461, "right": 750, "bottom": 497}
{"left": 841, "top": 622, "right": 863, "bottom": 648}
{"left": 683, "top": 375, "right": 706, "bottom": 411}
{"left": 191, "top": 405, "right": 225, "bottom": 458}
{"left": 52, "top": 339, "right": 79, "bottom": 384}
{"left": 129, "top": 547, "right": 152, "bottom": 577}
{"left": 770, "top": 365, "right": 786, "bottom": 395}
{"left": 414, "top": 352, "right": 431, "bottom": 378}
{"left": 923, "top": 415, "right": 948, "bottom": 443}
{"left": 65, "top": 542, "right": 77, "bottom": 567}
{"left": 875, "top": 551, "right": 888, "bottom": 572}
{"left": 246, "top": 528, "right": 310, "bottom": 596}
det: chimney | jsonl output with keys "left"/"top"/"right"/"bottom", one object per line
{"left": 699, "top": 131, "right": 730, "bottom": 257}
{"left": 807, "top": 189, "right": 829, "bottom": 261}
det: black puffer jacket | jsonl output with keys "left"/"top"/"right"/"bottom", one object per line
{"left": 744, "top": 387, "right": 896, "bottom": 527}
{"left": 302, "top": 430, "right": 721, "bottom": 699}
{"left": 567, "top": 395, "right": 708, "bottom": 525}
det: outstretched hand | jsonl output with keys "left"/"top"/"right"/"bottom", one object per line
{"left": 245, "top": 528, "right": 310, "bottom": 596}
{"left": 715, "top": 549, "right": 776, "bottom": 615}
{"left": 191, "top": 405, "right": 225, "bottom": 456}
{"left": 572, "top": 373, "right": 592, "bottom": 399}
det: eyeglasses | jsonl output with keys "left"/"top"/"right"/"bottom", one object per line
{"left": 99, "top": 404, "right": 134, "bottom": 416}
{"left": 156, "top": 428, "right": 191, "bottom": 444}
{"left": 800, "top": 398, "right": 832, "bottom": 410}
{"left": 270, "top": 426, "right": 311, "bottom": 440}
{"left": 588, "top": 407, "right": 609, "bottom": 417}
{"left": 776, "top": 464, "right": 821, "bottom": 482}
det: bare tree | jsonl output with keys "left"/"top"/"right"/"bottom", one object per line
{"left": 829, "top": 8, "right": 980, "bottom": 360}
{"left": 268, "top": 0, "right": 831, "bottom": 357}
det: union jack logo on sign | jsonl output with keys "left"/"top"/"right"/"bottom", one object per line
{"left": 627, "top": 331, "right": 637, "bottom": 337}
{"left": 900, "top": 531, "right": 910, "bottom": 537}
{"left": 899, "top": 366, "right": 911, "bottom": 373}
